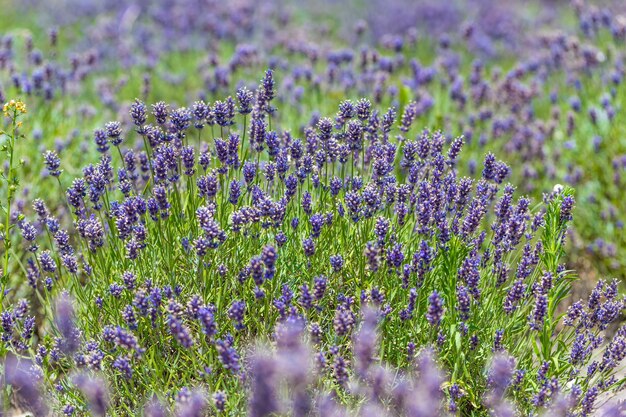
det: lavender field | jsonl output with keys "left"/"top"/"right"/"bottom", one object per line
{"left": 2, "top": 0, "right": 626, "bottom": 416}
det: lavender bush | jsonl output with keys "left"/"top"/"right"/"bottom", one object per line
{"left": 2, "top": 1, "right": 626, "bottom": 416}
{"left": 1, "top": 72, "right": 625, "bottom": 415}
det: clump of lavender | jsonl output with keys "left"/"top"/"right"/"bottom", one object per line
{"left": 1, "top": 75, "right": 625, "bottom": 416}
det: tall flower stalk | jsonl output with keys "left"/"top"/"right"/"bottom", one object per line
{"left": 0, "top": 100, "right": 26, "bottom": 306}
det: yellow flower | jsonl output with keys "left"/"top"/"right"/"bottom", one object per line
{"left": 3, "top": 99, "right": 27, "bottom": 117}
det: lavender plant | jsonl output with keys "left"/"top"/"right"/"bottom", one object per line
{"left": 1, "top": 70, "right": 625, "bottom": 415}
{"left": 3, "top": 1, "right": 626, "bottom": 415}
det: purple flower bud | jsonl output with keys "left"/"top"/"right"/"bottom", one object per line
{"left": 333, "top": 305, "right": 355, "bottom": 336}
{"left": 152, "top": 101, "right": 169, "bottom": 125}
{"left": 4, "top": 356, "right": 48, "bottom": 415}
{"left": 43, "top": 150, "right": 62, "bottom": 177}
{"left": 560, "top": 195, "right": 575, "bottom": 222}
{"left": 144, "top": 397, "right": 167, "bottom": 417}
{"left": 329, "top": 255, "right": 344, "bottom": 273}
{"left": 73, "top": 373, "right": 109, "bottom": 416}
{"left": 55, "top": 293, "right": 80, "bottom": 354}
{"left": 229, "top": 180, "right": 241, "bottom": 205}
{"left": 192, "top": 101, "right": 209, "bottom": 129}
{"left": 177, "top": 389, "right": 208, "bottom": 417}
{"left": 228, "top": 300, "right": 246, "bottom": 330}
{"left": 487, "top": 353, "right": 515, "bottom": 401}
{"left": 216, "top": 338, "right": 240, "bottom": 374}
{"left": 130, "top": 99, "right": 147, "bottom": 126}
{"left": 237, "top": 87, "right": 253, "bottom": 115}
{"left": 248, "top": 352, "right": 279, "bottom": 417}
{"left": 167, "top": 315, "right": 193, "bottom": 348}
{"left": 354, "top": 308, "right": 378, "bottom": 375}
{"left": 302, "top": 237, "right": 315, "bottom": 257}
{"left": 426, "top": 291, "right": 444, "bottom": 326}
{"left": 529, "top": 293, "right": 547, "bottom": 331}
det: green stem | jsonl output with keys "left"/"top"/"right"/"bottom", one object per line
{"left": 1, "top": 112, "right": 17, "bottom": 305}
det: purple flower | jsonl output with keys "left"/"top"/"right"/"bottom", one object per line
{"left": 493, "top": 330, "right": 505, "bottom": 352}
{"left": 529, "top": 293, "right": 547, "bottom": 331}
{"left": 177, "top": 389, "right": 208, "bottom": 417}
{"left": 39, "top": 250, "right": 56, "bottom": 273}
{"left": 313, "top": 276, "right": 327, "bottom": 301}
{"left": 73, "top": 373, "right": 109, "bottom": 416}
{"left": 144, "top": 397, "right": 167, "bottom": 417}
{"left": 181, "top": 146, "right": 195, "bottom": 176}
{"left": 248, "top": 352, "right": 279, "bottom": 417}
{"left": 456, "top": 285, "right": 471, "bottom": 320}
{"left": 229, "top": 180, "right": 241, "bottom": 205}
{"left": 43, "top": 150, "right": 62, "bottom": 176}
{"left": 216, "top": 338, "right": 240, "bottom": 374}
{"left": 237, "top": 87, "right": 253, "bottom": 115}
{"left": 310, "top": 214, "right": 324, "bottom": 238}
{"left": 105, "top": 121, "right": 123, "bottom": 146}
{"left": 354, "top": 308, "right": 378, "bottom": 375}
{"left": 301, "top": 191, "right": 312, "bottom": 215}
{"left": 112, "top": 326, "right": 141, "bottom": 352}
{"left": 261, "top": 245, "right": 278, "bottom": 271}
{"left": 356, "top": 98, "right": 372, "bottom": 121}
{"left": 329, "top": 255, "right": 344, "bottom": 273}
{"left": 580, "top": 386, "right": 598, "bottom": 416}
{"left": 487, "top": 353, "right": 515, "bottom": 403}
{"left": 331, "top": 348, "right": 349, "bottom": 387}
{"left": 302, "top": 237, "right": 315, "bottom": 257}
{"left": 333, "top": 305, "right": 355, "bottom": 336}
{"left": 112, "top": 355, "right": 133, "bottom": 379}
{"left": 503, "top": 279, "right": 526, "bottom": 314}
{"left": 152, "top": 101, "right": 169, "bottom": 125}
{"left": 560, "top": 195, "right": 575, "bottom": 222}
{"left": 192, "top": 100, "right": 209, "bottom": 129}
{"left": 170, "top": 107, "right": 192, "bottom": 134}
{"left": 168, "top": 315, "right": 194, "bottom": 348}
{"left": 426, "top": 290, "right": 444, "bottom": 326}
{"left": 228, "top": 300, "right": 246, "bottom": 330}
{"left": 4, "top": 356, "right": 48, "bottom": 415}
{"left": 386, "top": 243, "right": 405, "bottom": 269}
{"left": 213, "top": 100, "right": 234, "bottom": 127}
{"left": 198, "top": 306, "right": 217, "bottom": 339}
{"left": 130, "top": 99, "right": 147, "bottom": 126}
{"left": 55, "top": 293, "right": 80, "bottom": 354}
{"left": 299, "top": 284, "right": 314, "bottom": 310}
{"left": 214, "top": 391, "right": 227, "bottom": 412}
{"left": 260, "top": 69, "right": 276, "bottom": 109}
{"left": 447, "top": 136, "right": 464, "bottom": 164}
{"left": 405, "top": 348, "right": 444, "bottom": 414}
{"left": 364, "top": 241, "right": 380, "bottom": 272}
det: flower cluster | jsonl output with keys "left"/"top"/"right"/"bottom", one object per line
{"left": 0, "top": 74, "right": 623, "bottom": 415}
{"left": 1, "top": 1, "right": 626, "bottom": 415}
